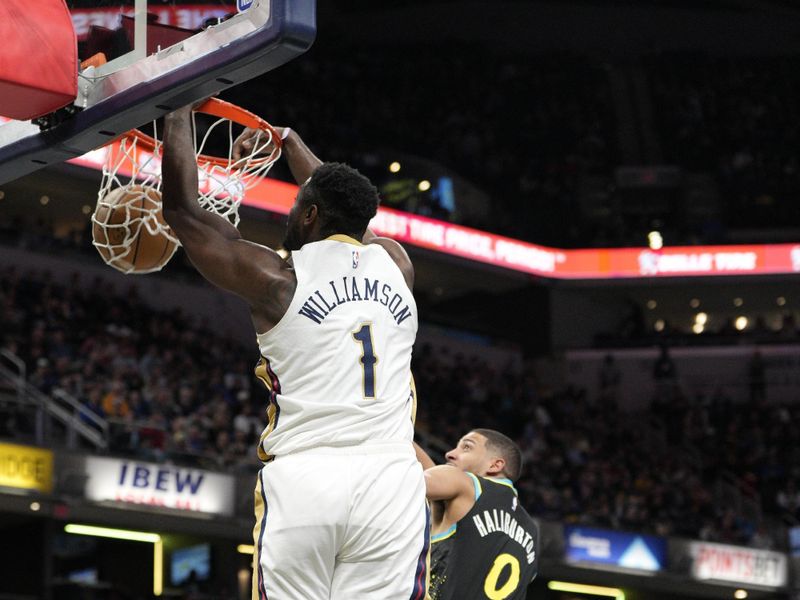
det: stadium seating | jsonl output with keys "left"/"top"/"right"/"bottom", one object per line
{"left": 226, "top": 47, "right": 800, "bottom": 249}
{"left": 2, "top": 262, "right": 794, "bottom": 549}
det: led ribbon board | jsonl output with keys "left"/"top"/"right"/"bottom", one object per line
{"left": 7, "top": 126, "right": 799, "bottom": 280}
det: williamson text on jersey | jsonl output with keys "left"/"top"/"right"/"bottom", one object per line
{"left": 298, "top": 276, "right": 413, "bottom": 326}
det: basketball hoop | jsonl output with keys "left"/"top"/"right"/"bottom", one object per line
{"left": 92, "top": 98, "right": 282, "bottom": 273}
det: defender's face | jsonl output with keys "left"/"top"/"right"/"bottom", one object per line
{"left": 445, "top": 432, "right": 493, "bottom": 477}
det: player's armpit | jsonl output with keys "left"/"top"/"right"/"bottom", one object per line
{"left": 424, "top": 465, "right": 474, "bottom": 502}
{"left": 167, "top": 215, "right": 291, "bottom": 309}
{"left": 365, "top": 235, "right": 414, "bottom": 289}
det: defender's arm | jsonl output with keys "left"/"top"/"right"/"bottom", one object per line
{"left": 414, "top": 441, "right": 437, "bottom": 471}
{"left": 424, "top": 465, "right": 476, "bottom": 502}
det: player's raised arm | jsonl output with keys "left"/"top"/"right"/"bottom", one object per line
{"left": 236, "top": 125, "right": 416, "bottom": 288}
{"left": 233, "top": 126, "right": 322, "bottom": 183}
{"left": 281, "top": 129, "right": 324, "bottom": 184}
{"left": 282, "top": 129, "right": 414, "bottom": 287}
{"left": 161, "top": 106, "right": 292, "bottom": 319}
{"left": 162, "top": 106, "right": 242, "bottom": 242}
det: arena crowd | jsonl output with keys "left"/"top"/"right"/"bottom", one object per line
{"left": 1, "top": 266, "right": 795, "bottom": 550}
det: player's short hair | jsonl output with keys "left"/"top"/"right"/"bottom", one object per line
{"left": 303, "top": 162, "right": 379, "bottom": 238}
{"left": 472, "top": 428, "right": 523, "bottom": 482}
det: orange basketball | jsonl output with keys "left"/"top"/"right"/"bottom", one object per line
{"left": 92, "top": 185, "right": 178, "bottom": 274}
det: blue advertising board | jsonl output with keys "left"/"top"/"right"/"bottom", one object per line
{"left": 790, "top": 527, "right": 800, "bottom": 557}
{"left": 564, "top": 525, "right": 667, "bottom": 572}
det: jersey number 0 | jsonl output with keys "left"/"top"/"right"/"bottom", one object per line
{"left": 483, "top": 553, "right": 521, "bottom": 599}
{"left": 352, "top": 323, "right": 378, "bottom": 398}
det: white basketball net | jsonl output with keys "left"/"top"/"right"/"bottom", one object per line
{"left": 93, "top": 111, "right": 281, "bottom": 268}
{"left": 92, "top": 185, "right": 180, "bottom": 275}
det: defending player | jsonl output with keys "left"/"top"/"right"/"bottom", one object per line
{"left": 161, "top": 105, "right": 428, "bottom": 599}
{"left": 418, "top": 430, "right": 538, "bottom": 600}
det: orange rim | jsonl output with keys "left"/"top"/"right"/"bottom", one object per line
{"left": 115, "top": 98, "right": 282, "bottom": 169}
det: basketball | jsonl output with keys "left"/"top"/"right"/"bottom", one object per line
{"left": 91, "top": 185, "right": 178, "bottom": 274}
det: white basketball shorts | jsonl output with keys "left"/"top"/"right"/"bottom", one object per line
{"left": 251, "top": 441, "right": 430, "bottom": 600}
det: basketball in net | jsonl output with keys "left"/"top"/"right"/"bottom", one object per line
{"left": 92, "top": 98, "right": 283, "bottom": 274}
{"left": 92, "top": 185, "right": 178, "bottom": 274}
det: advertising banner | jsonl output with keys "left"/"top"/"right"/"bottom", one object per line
{"left": 4, "top": 115, "right": 799, "bottom": 280}
{"left": 689, "top": 541, "right": 788, "bottom": 588}
{"left": 563, "top": 525, "right": 666, "bottom": 572}
{"left": 82, "top": 456, "right": 234, "bottom": 516}
{"left": 789, "top": 526, "right": 800, "bottom": 558}
{"left": 0, "top": 442, "right": 53, "bottom": 493}
{"left": 366, "top": 213, "right": 800, "bottom": 280}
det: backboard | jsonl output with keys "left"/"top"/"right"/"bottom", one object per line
{"left": 0, "top": 0, "right": 315, "bottom": 185}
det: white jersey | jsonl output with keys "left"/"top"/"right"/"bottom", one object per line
{"left": 255, "top": 235, "right": 418, "bottom": 459}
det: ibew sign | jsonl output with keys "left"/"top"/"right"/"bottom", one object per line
{"left": 83, "top": 457, "right": 234, "bottom": 516}
{"left": 564, "top": 525, "right": 666, "bottom": 572}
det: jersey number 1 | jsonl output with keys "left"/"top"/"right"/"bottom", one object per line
{"left": 352, "top": 323, "right": 378, "bottom": 398}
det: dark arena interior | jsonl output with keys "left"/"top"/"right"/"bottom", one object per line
{"left": 1, "top": 1, "right": 800, "bottom": 599}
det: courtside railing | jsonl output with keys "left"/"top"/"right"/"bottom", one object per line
{"left": 0, "top": 349, "right": 108, "bottom": 450}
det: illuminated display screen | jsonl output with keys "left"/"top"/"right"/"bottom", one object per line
{"left": 171, "top": 544, "right": 211, "bottom": 586}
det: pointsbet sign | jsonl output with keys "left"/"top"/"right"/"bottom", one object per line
{"left": 0, "top": 442, "right": 53, "bottom": 493}
{"left": 82, "top": 456, "right": 234, "bottom": 516}
{"left": 689, "top": 541, "right": 787, "bottom": 588}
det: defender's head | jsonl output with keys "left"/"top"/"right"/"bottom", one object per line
{"left": 445, "top": 429, "right": 522, "bottom": 482}
{"left": 283, "top": 162, "right": 379, "bottom": 251}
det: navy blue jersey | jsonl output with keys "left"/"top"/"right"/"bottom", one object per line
{"left": 430, "top": 475, "right": 538, "bottom": 600}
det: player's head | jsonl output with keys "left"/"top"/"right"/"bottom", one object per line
{"left": 445, "top": 429, "right": 523, "bottom": 482}
{"left": 283, "top": 162, "right": 379, "bottom": 250}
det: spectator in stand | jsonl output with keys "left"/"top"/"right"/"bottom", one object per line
{"left": 652, "top": 344, "right": 678, "bottom": 412}
{"left": 598, "top": 354, "right": 621, "bottom": 408}
{"left": 102, "top": 380, "right": 131, "bottom": 420}
{"left": 776, "top": 480, "right": 800, "bottom": 520}
{"left": 779, "top": 314, "right": 798, "bottom": 339}
{"left": 79, "top": 386, "right": 105, "bottom": 428}
{"left": 748, "top": 351, "right": 766, "bottom": 404}
{"left": 233, "top": 401, "right": 262, "bottom": 443}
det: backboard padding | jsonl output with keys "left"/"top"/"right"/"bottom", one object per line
{"left": 0, "top": 0, "right": 315, "bottom": 185}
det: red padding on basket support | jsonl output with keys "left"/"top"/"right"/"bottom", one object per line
{"left": 0, "top": 0, "right": 78, "bottom": 120}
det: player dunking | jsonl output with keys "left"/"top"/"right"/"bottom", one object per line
{"left": 417, "top": 430, "right": 538, "bottom": 599}
{"left": 161, "top": 105, "right": 429, "bottom": 599}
